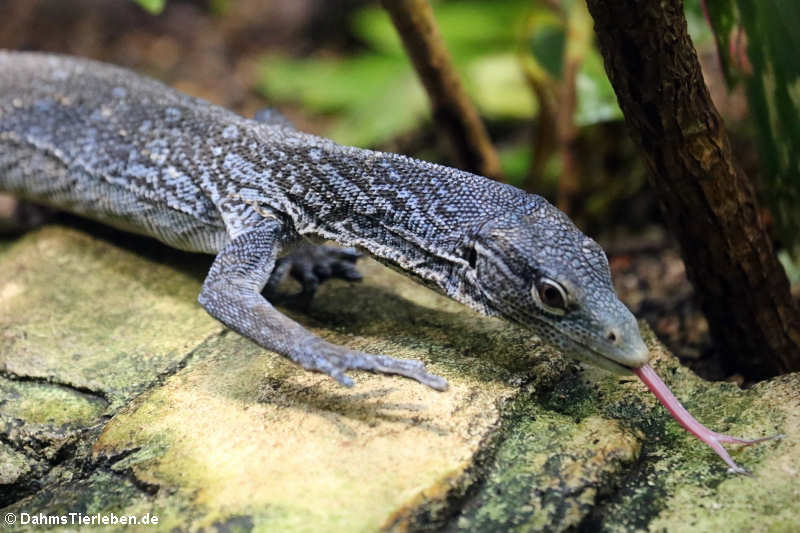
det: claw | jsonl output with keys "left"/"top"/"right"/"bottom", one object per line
{"left": 331, "top": 261, "right": 362, "bottom": 281}
{"left": 359, "top": 354, "right": 448, "bottom": 391}
{"left": 332, "top": 371, "right": 355, "bottom": 388}
{"left": 313, "top": 263, "right": 332, "bottom": 279}
{"left": 266, "top": 245, "right": 365, "bottom": 309}
{"left": 337, "top": 247, "right": 362, "bottom": 260}
{"left": 634, "top": 364, "right": 783, "bottom": 474}
{"left": 415, "top": 373, "right": 449, "bottom": 392}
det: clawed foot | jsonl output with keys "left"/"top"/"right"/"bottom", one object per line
{"left": 262, "top": 244, "right": 446, "bottom": 390}
{"left": 202, "top": 223, "right": 446, "bottom": 394}
{"left": 265, "top": 244, "right": 363, "bottom": 310}
{"left": 296, "top": 338, "right": 448, "bottom": 391}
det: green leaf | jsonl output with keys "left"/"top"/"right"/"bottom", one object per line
{"left": 258, "top": 54, "right": 405, "bottom": 113}
{"left": 257, "top": 53, "right": 428, "bottom": 146}
{"left": 499, "top": 145, "right": 533, "bottom": 187}
{"left": 529, "top": 24, "right": 566, "bottom": 80}
{"left": 351, "top": 1, "right": 533, "bottom": 63}
{"left": 132, "top": 0, "right": 165, "bottom": 15}
{"left": 575, "top": 48, "right": 623, "bottom": 126}
{"left": 778, "top": 250, "right": 800, "bottom": 286}
{"left": 327, "top": 74, "right": 428, "bottom": 146}
{"left": 432, "top": 0, "right": 531, "bottom": 60}
{"left": 519, "top": 2, "right": 621, "bottom": 126}
{"left": 350, "top": 7, "right": 406, "bottom": 56}
{"left": 683, "top": 0, "right": 715, "bottom": 50}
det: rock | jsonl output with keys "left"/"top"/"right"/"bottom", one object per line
{"left": 0, "top": 226, "right": 223, "bottom": 411}
{"left": 0, "top": 224, "right": 798, "bottom": 532}
{"left": 0, "top": 443, "right": 30, "bottom": 487}
{"left": 452, "top": 329, "right": 797, "bottom": 533}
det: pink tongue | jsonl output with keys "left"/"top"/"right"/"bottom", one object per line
{"left": 633, "top": 364, "right": 782, "bottom": 474}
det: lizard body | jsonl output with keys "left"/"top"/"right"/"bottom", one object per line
{"left": 0, "top": 51, "right": 646, "bottom": 388}
{"left": 1, "top": 51, "right": 783, "bottom": 473}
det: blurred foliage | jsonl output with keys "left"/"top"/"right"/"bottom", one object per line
{"left": 779, "top": 251, "right": 800, "bottom": 287}
{"left": 132, "top": 0, "right": 165, "bottom": 15}
{"left": 209, "top": 0, "right": 231, "bottom": 16}
{"left": 574, "top": 46, "right": 622, "bottom": 126}
{"left": 704, "top": 0, "right": 800, "bottom": 258}
{"left": 683, "top": 0, "right": 715, "bottom": 47}
{"left": 256, "top": 0, "right": 623, "bottom": 185}
{"left": 519, "top": 0, "right": 621, "bottom": 128}
{"left": 259, "top": 0, "right": 534, "bottom": 150}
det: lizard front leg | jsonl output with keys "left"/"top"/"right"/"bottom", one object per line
{"left": 198, "top": 219, "right": 448, "bottom": 390}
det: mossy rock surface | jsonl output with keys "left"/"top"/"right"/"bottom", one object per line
{"left": 0, "top": 224, "right": 797, "bottom": 532}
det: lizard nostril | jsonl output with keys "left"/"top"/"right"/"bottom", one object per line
{"left": 606, "top": 329, "right": 619, "bottom": 344}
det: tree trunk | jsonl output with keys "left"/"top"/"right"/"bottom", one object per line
{"left": 585, "top": 0, "right": 800, "bottom": 378}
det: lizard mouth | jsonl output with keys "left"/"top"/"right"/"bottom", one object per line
{"left": 509, "top": 302, "right": 651, "bottom": 373}
{"left": 514, "top": 315, "right": 648, "bottom": 374}
{"left": 560, "top": 332, "right": 649, "bottom": 374}
{"left": 574, "top": 345, "right": 634, "bottom": 374}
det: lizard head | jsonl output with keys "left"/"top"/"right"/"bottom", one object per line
{"left": 470, "top": 196, "right": 649, "bottom": 374}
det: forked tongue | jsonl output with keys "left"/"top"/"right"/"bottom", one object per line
{"left": 633, "top": 364, "right": 783, "bottom": 474}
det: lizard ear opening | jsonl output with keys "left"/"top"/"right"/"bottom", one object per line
{"left": 466, "top": 246, "right": 478, "bottom": 269}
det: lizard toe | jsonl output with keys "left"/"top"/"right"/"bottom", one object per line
{"left": 329, "top": 246, "right": 362, "bottom": 262}
{"left": 267, "top": 244, "right": 364, "bottom": 309}
{"left": 353, "top": 353, "right": 448, "bottom": 391}
{"left": 330, "top": 369, "right": 355, "bottom": 388}
{"left": 331, "top": 261, "right": 363, "bottom": 281}
{"left": 312, "top": 262, "right": 333, "bottom": 280}
{"left": 302, "top": 339, "right": 447, "bottom": 391}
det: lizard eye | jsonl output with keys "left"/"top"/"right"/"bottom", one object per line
{"left": 533, "top": 278, "right": 569, "bottom": 315}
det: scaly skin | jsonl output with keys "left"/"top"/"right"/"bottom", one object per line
{"left": 0, "top": 51, "right": 647, "bottom": 389}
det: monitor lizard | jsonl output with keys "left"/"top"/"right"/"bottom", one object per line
{"left": 0, "top": 51, "right": 779, "bottom": 472}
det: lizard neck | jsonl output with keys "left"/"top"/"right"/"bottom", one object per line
{"left": 253, "top": 127, "right": 527, "bottom": 316}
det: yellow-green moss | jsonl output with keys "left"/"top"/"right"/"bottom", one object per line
{"left": 0, "top": 377, "right": 106, "bottom": 427}
{"left": 93, "top": 325, "right": 524, "bottom": 532}
{"left": 0, "top": 226, "right": 223, "bottom": 409}
{"left": 453, "top": 386, "right": 640, "bottom": 532}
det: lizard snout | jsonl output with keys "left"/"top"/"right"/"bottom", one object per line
{"left": 605, "top": 317, "right": 650, "bottom": 368}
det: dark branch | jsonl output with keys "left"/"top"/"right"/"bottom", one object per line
{"left": 381, "top": 0, "right": 503, "bottom": 180}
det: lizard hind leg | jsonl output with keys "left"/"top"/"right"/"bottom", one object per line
{"left": 0, "top": 196, "right": 54, "bottom": 235}
{"left": 265, "top": 244, "right": 363, "bottom": 310}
